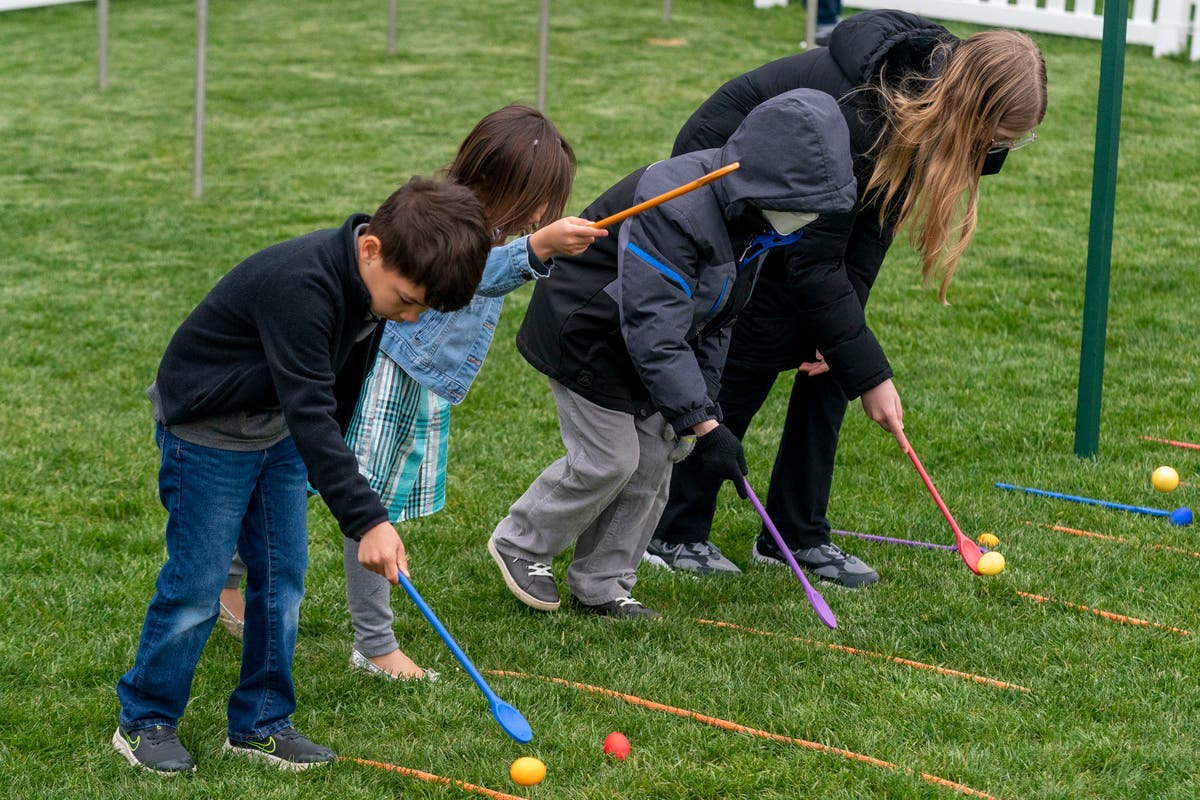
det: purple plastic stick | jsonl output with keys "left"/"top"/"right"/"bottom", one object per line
{"left": 743, "top": 478, "right": 837, "bottom": 629}
{"left": 833, "top": 529, "right": 958, "bottom": 551}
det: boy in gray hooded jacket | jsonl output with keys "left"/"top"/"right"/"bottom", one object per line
{"left": 488, "top": 89, "right": 856, "bottom": 618}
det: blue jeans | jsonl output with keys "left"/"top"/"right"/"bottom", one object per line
{"left": 817, "top": 0, "right": 841, "bottom": 26}
{"left": 117, "top": 425, "right": 309, "bottom": 741}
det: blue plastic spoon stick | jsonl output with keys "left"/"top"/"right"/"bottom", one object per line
{"left": 996, "top": 482, "right": 1166, "bottom": 516}
{"left": 397, "top": 571, "right": 533, "bottom": 743}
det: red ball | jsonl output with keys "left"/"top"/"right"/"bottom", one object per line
{"left": 603, "top": 731, "right": 630, "bottom": 761}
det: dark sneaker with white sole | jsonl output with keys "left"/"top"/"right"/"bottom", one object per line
{"left": 488, "top": 537, "right": 561, "bottom": 611}
{"left": 572, "top": 595, "right": 662, "bottom": 620}
{"left": 224, "top": 727, "right": 336, "bottom": 770}
{"left": 112, "top": 725, "right": 196, "bottom": 774}
{"left": 642, "top": 537, "right": 742, "bottom": 574}
{"left": 751, "top": 538, "right": 879, "bottom": 588}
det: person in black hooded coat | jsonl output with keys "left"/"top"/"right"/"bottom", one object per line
{"left": 645, "top": 10, "right": 1047, "bottom": 585}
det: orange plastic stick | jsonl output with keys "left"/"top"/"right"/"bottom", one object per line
{"left": 695, "top": 618, "right": 1030, "bottom": 692}
{"left": 1025, "top": 521, "right": 1200, "bottom": 559}
{"left": 1016, "top": 591, "right": 1190, "bottom": 636}
{"left": 346, "top": 757, "right": 528, "bottom": 800}
{"left": 491, "top": 671, "right": 1003, "bottom": 799}
{"left": 1142, "top": 435, "right": 1200, "bottom": 451}
{"left": 589, "top": 162, "right": 740, "bottom": 229}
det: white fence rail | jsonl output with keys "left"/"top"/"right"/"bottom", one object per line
{"left": 7, "top": 0, "right": 1199, "bottom": 61}
{"left": 0, "top": 0, "right": 87, "bottom": 10}
{"left": 845, "top": 0, "right": 1200, "bottom": 61}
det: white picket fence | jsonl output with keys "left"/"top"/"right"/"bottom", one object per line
{"left": 763, "top": 0, "right": 1200, "bottom": 60}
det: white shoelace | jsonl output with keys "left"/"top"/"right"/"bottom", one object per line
{"left": 527, "top": 563, "right": 554, "bottom": 577}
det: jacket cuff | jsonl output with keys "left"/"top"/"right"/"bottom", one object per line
{"left": 523, "top": 238, "right": 551, "bottom": 280}
{"left": 824, "top": 327, "right": 893, "bottom": 400}
{"left": 347, "top": 512, "right": 390, "bottom": 542}
{"left": 671, "top": 406, "right": 718, "bottom": 435}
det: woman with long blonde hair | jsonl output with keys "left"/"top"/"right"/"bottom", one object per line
{"left": 645, "top": 11, "right": 1046, "bottom": 585}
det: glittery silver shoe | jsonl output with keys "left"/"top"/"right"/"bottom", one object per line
{"left": 217, "top": 601, "right": 244, "bottom": 640}
{"left": 349, "top": 648, "right": 439, "bottom": 682}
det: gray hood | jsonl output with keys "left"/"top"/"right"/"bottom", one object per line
{"left": 713, "top": 88, "right": 856, "bottom": 219}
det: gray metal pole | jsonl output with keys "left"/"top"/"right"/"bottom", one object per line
{"left": 536, "top": 0, "right": 549, "bottom": 111}
{"left": 1074, "top": 0, "right": 1129, "bottom": 458}
{"left": 662, "top": 0, "right": 671, "bottom": 22}
{"left": 192, "top": 0, "right": 207, "bottom": 198}
{"left": 387, "top": 0, "right": 397, "bottom": 55}
{"left": 98, "top": 0, "right": 108, "bottom": 90}
{"left": 805, "top": 0, "right": 816, "bottom": 49}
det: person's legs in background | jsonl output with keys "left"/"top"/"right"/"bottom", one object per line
{"left": 814, "top": 0, "right": 841, "bottom": 46}
{"left": 749, "top": 371, "right": 878, "bottom": 588}
{"left": 645, "top": 358, "right": 779, "bottom": 573}
{"left": 218, "top": 552, "right": 247, "bottom": 639}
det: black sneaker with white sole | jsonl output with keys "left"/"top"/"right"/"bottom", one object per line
{"left": 572, "top": 595, "right": 662, "bottom": 620}
{"left": 642, "top": 537, "right": 742, "bottom": 574}
{"left": 112, "top": 724, "right": 196, "bottom": 774}
{"left": 488, "top": 537, "right": 561, "bottom": 611}
{"left": 751, "top": 538, "right": 879, "bottom": 588}
{"left": 224, "top": 727, "right": 336, "bottom": 771}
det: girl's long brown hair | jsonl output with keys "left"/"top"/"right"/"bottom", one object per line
{"left": 444, "top": 104, "right": 576, "bottom": 240}
{"left": 865, "top": 30, "right": 1047, "bottom": 300}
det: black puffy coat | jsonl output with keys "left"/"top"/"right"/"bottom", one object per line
{"left": 673, "top": 10, "right": 957, "bottom": 399}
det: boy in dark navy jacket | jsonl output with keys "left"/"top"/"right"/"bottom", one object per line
{"left": 114, "top": 177, "right": 491, "bottom": 774}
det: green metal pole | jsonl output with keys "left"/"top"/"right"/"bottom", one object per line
{"left": 1074, "top": 0, "right": 1129, "bottom": 458}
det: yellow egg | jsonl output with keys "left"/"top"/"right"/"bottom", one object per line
{"left": 976, "top": 532, "right": 1000, "bottom": 548}
{"left": 977, "top": 551, "right": 1005, "bottom": 576}
{"left": 510, "top": 756, "right": 546, "bottom": 786}
{"left": 1152, "top": 466, "right": 1180, "bottom": 493}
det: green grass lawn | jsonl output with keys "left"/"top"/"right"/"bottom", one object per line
{"left": 2, "top": 1, "right": 1199, "bottom": 798}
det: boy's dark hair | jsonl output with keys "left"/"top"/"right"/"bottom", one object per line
{"left": 366, "top": 177, "right": 491, "bottom": 312}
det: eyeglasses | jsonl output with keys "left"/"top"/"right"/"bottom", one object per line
{"left": 988, "top": 130, "right": 1037, "bottom": 153}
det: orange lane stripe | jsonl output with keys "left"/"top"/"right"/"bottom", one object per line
{"left": 490, "top": 671, "right": 1001, "bottom": 800}
{"left": 346, "top": 757, "right": 528, "bottom": 800}
{"left": 1026, "top": 521, "right": 1200, "bottom": 559}
{"left": 696, "top": 619, "right": 1030, "bottom": 693}
{"left": 1015, "top": 591, "right": 1190, "bottom": 636}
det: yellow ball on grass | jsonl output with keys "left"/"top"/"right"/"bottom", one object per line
{"left": 510, "top": 756, "right": 546, "bottom": 786}
{"left": 976, "top": 532, "right": 1000, "bottom": 548}
{"left": 977, "top": 551, "right": 1006, "bottom": 576}
{"left": 1152, "top": 466, "right": 1180, "bottom": 493}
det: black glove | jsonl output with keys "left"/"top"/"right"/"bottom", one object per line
{"left": 693, "top": 423, "right": 748, "bottom": 498}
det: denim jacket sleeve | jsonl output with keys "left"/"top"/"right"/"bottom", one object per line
{"left": 476, "top": 235, "right": 551, "bottom": 297}
{"left": 377, "top": 238, "right": 550, "bottom": 404}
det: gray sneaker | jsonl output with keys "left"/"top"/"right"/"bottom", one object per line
{"left": 572, "top": 595, "right": 662, "bottom": 620}
{"left": 488, "top": 537, "right": 561, "bottom": 611}
{"left": 224, "top": 727, "right": 336, "bottom": 771}
{"left": 642, "top": 537, "right": 741, "bottom": 574}
{"left": 751, "top": 538, "right": 878, "bottom": 588}
{"left": 112, "top": 725, "right": 196, "bottom": 774}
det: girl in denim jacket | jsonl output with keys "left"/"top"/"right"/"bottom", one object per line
{"left": 219, "top": 105, "right": 603, "bottom": 680}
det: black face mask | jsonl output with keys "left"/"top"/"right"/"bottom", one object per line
{"left": 981, "top": 147, "right": 1009, "bottom": 176}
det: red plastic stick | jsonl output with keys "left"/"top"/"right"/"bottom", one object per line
{"left": 905, "top": 445, "right": 982, "bottom": 574}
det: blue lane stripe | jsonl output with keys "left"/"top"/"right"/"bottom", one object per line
{"left": 626, "top": 242, "right": 692, "bottom": 298}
